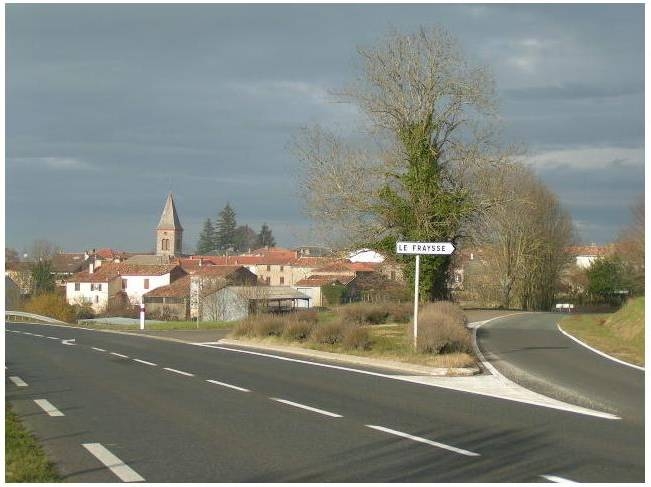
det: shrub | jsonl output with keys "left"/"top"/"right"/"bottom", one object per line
{"left": 310, "top": 319, "right": 348, "bottom": 345}
{"left": 342, "top": 325, "right": 373, "bottom": 350}
{"left": 423, "top": 301, "right": 467, "bottom": 326}
{"left": 293, "top": 309, "right": 319, "bottom": 325}
{"left": 282, "top": 319, "right": 315, "bottom": 342}
{"left": 23, "top": 293, "right": 75, "bottom": 323}
{"left": 408, "top": 302, "right": 472, "bottom": 354}
{"left": 252, "top": 315, "right": 286, "bottom": 337}
{"left": 386, "top": 302, "right": 412, "bottom": 323}
{"left": 232, "top": 317, "right": 256, "bottom": 337}
{"left": 339, "top": 302, "right": 389, "bottom": 325}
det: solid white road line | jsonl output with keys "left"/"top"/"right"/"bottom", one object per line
{"left": 110, "top": 352, "right": 129, "bottom": 358}
{"left": 540, "top": 474, "right": 578, "bottom": 483}
{"left": 92, "top": 347, "right": 106, "bottom": 352}
{"left": 206, "top": 379, "right": 250, "bottom": 392}
{"left": 557, "top": 323, "right": 645, "bottom": 371}
{"left": 163, "top": 367, "right": 194, "bottom": 377}
{"left": 47, "top": 336, "right": 60, "bottom": 340}
{"left": 34, "top": 399, "right": 65, "bottom": 417}
{"left": 133, "top": 359, "right": 157, "bottom": 366}
{"left": 366, "top": 425, "right": 480, "bottom": 457}
{"left": 82, "top": 443, "right": 145, "bottom": 483}
{"left": 270, "top": 398, "right": 343, "bottom": 418}
{"left": 9, "top": 376, "right": 28, "bottom": 387}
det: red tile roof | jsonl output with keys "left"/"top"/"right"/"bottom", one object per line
{"left": 143, "top": 276, "right": 192, "bottom": 298}
{"left": 66, "top": 263, "right": 181, "bottom": 283}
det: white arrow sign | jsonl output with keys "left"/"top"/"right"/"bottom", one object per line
{"left": 396, "top": 241, "right": 455, "bottom": 255}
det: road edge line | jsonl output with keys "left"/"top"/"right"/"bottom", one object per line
{"left": 557, "top": 323, "right": 644, "bottom": 372}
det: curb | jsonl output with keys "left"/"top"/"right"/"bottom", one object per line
{"left": 217, "top": 338, "right": 481, "bottom": 377}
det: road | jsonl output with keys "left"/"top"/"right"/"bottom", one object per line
{"left": 5, "top": 319, "right": 644, "bottom": 482}
{"left": 476, "top": 312, "right": 644, "bottom": 425}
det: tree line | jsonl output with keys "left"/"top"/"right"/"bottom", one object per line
{"left": 195, "top": 203, "right": 276, "bottom": 254}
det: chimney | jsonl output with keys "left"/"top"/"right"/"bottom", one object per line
{"left": 89, "top": 261, "right": 94, "bottom": 274}
{"left": 199, "top": 258, "right": 203, "bottom": 267}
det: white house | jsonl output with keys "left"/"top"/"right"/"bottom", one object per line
{"left": 66, "top": 262, "right": 186, "bottom": 312}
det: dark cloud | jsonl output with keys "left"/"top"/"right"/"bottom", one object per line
{"left": 5, "top": 4, "right": 644, "bottom": 251}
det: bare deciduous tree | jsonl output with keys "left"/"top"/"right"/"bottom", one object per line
{"left": 294, "top": 26, "right": 515, "bottom": 300}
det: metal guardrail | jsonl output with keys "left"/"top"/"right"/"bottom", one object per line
{"left": 5, "top": 311, "right": 69, "bottom": 325}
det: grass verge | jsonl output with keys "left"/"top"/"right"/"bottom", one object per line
{"left": 72, "top": 320, "right": 233, "bottom": 331}
{"left": 5, "top": 404, "right": 61, "bottom": 482}
{"left": 559, "top": 297, "right": 644, "bottom": 366}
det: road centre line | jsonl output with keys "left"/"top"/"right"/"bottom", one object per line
{"left": 32, "top": 333, "right": 44, "bottom": 337}
{"left": 92, "top": 347, "right": 107, "bottom": 352}
{"left": 9, "top": 376, "right": 28, "bottom": 387}
{"left": 133, "top": 358, "right": 157, "bottom": 366}
{"left": 110, "top": 352, "right": 129, "bottom": 358}
{"left": 82, "top": 443, "right": 145, "bottom": 482}
{"left": 163, "top": 367, "right": 194, "bottom": 377}
{"left": 540, "top": 474, "right": 578, "bottom": 483}
{"left": 365, "top": 425, "right": 480, "bottom": 457}
{"left": 206, "top": 379, "right": 250, "bottom": 392}
{"left": 34, "top": 399, "right": 65, "bottom": 417}
{"left": 270, "top": 398, "right": 343, "bottom": 418}
{"left": 557, "top": 323, "right": 645, "bottom": 371}
{"left": 47, "top": 336, "right": 60, "bottom": 340}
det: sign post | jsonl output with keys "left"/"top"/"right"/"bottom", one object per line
{"left": 396, "top": 241, "right": 455, "bottom": 350}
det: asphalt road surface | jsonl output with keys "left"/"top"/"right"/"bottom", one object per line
{"left": 476, "top": 312, "right": 644, "bottom": 425}
{"left": 5, "top": 320, "right": 644, "bottom": 482}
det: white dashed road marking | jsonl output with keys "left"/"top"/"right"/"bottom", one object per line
{"left": 540, "top": 474, "right": 578, "bottom": 483}
{"left": 365, "top": 425, "right": 480, "bottom": 457}
{"left": 163, "top": 367, "right": 194, "bottom": 377}
{"left": 271, "top": 398, "right": 343, "bottom": 418}
{"left": 47, "top": 336, "right": 60, "bottom": 340}
{"left": 133, "top": 359, "right": 157, "bottom": 366}
{"left": 206, "top": 379, "right": 250, "bottom": 392}
{"left": 34, "top": 399, "right": 65, "bottom": 417}
{"left": 9, "top": 376, "right": 28, "bottom": 387}
{"left": 92, "top": 347, "right": 106, "bottom": 352}
{"left": 82, "top": 443, "right": 145, "bottom": 482}
{"left": 110, "top": 352, "right": 129, "bottom": 359}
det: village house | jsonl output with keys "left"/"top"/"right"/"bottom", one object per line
{"left": 66, "top": 262, "right": 186, "bottom": 313}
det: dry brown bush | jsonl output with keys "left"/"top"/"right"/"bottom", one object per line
{"left": 310, "top": 319, "right": 348, "bottom": 344}
{"left": 23, "top": 293, "right": 75, "bottom": 323}
{"left": 253, "top": 315, "right": 286, "bottom": 337}
{"left": 408, "top": 301, "right": 472, "bottom": 354}
{"left": 282, "top": 319, "right": 315, "bottom": 342}
{"left": 232, "top": 317, "right": 256, "bottom": 337}
{"left": 293, "top": 309, "right": 319, "bottom": 325}
{"left": 386, "top": 302, "right": 412, "bottom": 323}
{"left": 342, "top": 325, "right": 373, "bottom": 350}
{"left": 339, "top": 302, "right": 389, "bottom": 325}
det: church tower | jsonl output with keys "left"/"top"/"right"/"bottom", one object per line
{"left": 156, "top": 193, "right": 183, "bottom": 256}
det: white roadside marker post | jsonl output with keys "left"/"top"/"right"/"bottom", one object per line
{"left": 139, "top": 301, "right": 145, "bottom": 330}
{"left": 396, "top": 241, "right": 456, "bottom": 351}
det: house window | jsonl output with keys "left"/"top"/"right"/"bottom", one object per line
{"left": 94, "top": 296, "right": 99, "bottom": 304}
{"left": 280, "top": 265, "right": 284, "bottom": 272}
{"left": 162, "top": 239, "right": 169, "bottom": 251}
{"left": 98, "top": 283, "right": 102, "bottom": 291}
{"left": 265, "top": 277, "right": 270, "bottom": 284}
{"left": 266, "top": 265, "right": 271, "bottom": 271}
{"left": 280, "top": 277, "right": 285, "bottom": 285}
{"left": 75, "top": 283, "right": 80, "bottom": 291}
{"left": 144, "top": 279, "right": 150, "bottom": 289}
{"left": 122, "top": 279, "right": 127, "bottom": 290}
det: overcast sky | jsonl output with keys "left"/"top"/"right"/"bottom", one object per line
{"left": 5, "top": 4, "right": 645, "bottom": 255}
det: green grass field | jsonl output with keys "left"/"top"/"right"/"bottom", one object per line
{"left": 5, "top": 404, "right": 61, "bottom": 482}
{"left": 560, "top": 297, "right": 644, "bottom": 366}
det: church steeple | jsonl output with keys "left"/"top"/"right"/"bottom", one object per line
{"left": 156, "top": 193, "right": 183, "bottom": 256}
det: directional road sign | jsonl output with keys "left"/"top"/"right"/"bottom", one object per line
{"left": 396, "top": 241, "right": 455, "bottom": 255}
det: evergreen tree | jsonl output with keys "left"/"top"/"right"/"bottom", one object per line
{"left": 215, "top": 203, "right": 238, "bottom": 251}
{"left": 233, "top": 225, "right": 258, "bottom": 252}
{"left": 256, "top": 223, "right": 276, "bottom": 248}
{"left": 31, "top": 260, "right": 55, "bottom": 295}
{"left": 196, "top": 218, "right": 216, "bottom": 254}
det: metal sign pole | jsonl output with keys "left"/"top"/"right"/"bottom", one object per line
{"left": 413, "top": 254, "right": 420, "bottom": 350}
